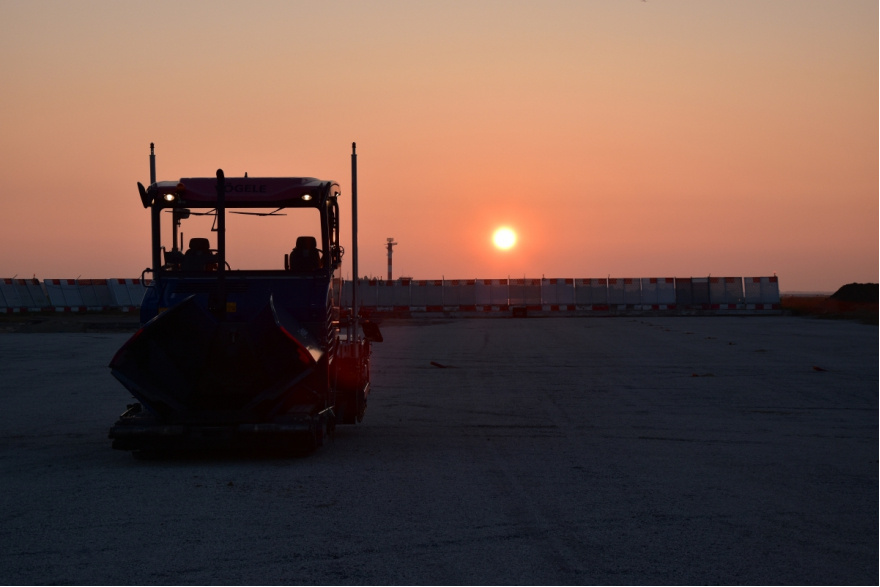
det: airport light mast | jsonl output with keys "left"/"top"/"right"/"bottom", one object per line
{"left": 386, "top": 237, "right": 397, "bottom": 281}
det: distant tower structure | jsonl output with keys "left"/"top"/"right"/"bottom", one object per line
{"left": 386, "top": 237, "right": 398, "bottom": 281}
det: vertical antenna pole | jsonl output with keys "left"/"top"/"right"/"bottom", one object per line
{"left": 149, "top": 142, "right": 156, "bottom": 185}
{"left": 149, "top": 143, "right": 161, "bottom": 273}
{"left": 386, "top": 238, "right": 397, "bottom": 281}
{"left": 215, "top": 168, "right": 227, "bottom": 317}
{"left": 351, "top": 142, "right": 359, "bottom": 333}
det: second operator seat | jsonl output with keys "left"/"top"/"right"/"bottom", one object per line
{"left": 288, "top": 236, "right": 322, "bottom": 271}
{"left": 182, "top": 237, "right": 215, "bottom": 271}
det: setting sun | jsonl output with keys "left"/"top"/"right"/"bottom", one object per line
{"left": 492, "top": 227, "right": 517, "bottom": 250}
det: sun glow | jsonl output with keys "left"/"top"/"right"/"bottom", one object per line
{"left": 492, "top": 227, "right": 517, "bottom": 250}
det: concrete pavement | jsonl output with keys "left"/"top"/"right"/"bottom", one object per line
{"left": 0, "top": 316, "right": 876, "bottom": 584}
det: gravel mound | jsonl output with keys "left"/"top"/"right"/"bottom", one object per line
{"left": 829, "top": 283, "right": 878, "bottom": 303}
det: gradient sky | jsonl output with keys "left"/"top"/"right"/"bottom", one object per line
{"left": 1, "top": 1, "right": 876, "bottom": 292}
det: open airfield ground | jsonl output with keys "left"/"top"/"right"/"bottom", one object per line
{"left": 0, "top": 316, "right": 876, "bottom": 585}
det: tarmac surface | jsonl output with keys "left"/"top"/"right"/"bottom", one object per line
{"left": 0, "top": 316, "right": 876, "bottom": 585}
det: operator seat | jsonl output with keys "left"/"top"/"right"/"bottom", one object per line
{"left": 289, "top": 236, "right": 322, "bottom": 271}
{"left": 182, "top": 237, "right": 214, "bottom": 271}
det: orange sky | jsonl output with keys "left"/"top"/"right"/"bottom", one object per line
{"left": 1, "top": 1, "right": 877, "bottom": 292}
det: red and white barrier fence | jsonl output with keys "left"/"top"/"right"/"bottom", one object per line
{"left": 1, "top": 278, "right": 149, "bottom": 313}
{"left": 1, "top": 276, "right": 781, "bottom": 315}
{"left": 342, "top": 276, "right": 781, "bottom": 315}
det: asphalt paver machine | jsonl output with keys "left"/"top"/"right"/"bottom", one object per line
{"left": 108, "top": 144, "right": 380, "bottom": 455}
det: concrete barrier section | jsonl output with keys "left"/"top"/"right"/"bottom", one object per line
{"left": 509, "top": 279, "right": 541, "bottom": 307}
{"left": 126, "top": 279, "right": 148, "bottom": 308}
{"left": 1, "top": 278, "right": 50, "bottom": 312}
{"left": 4, "top": 275, "right": 783, "bottom": 315}
{"left": 709, "top": 277, "right": 744, "bottom": 307}
{"left": 446, "top": 279, "right": 476, "bottom": 310}
{"left": 744, "top": 276, "right": 780, "bottom": 307}
{"left": 43, "top": 279, "right": 69, "bottom": 309}
{"left": 574, "top": 279, "right": 594, "bottom": 306}
{"left": 107, "top": 278, "right": 148, "bottom": 310}
{"left": 606, "top": 278, "right": 641, "bottom": 307}
{"left": 358, "top": 279, "right": 380, "bottom": 308}
{"left": 77, "top": 279, "right": 101, "bottom": 311}
{"left": 744, "top": 277, "right": 762, "bottom": 304}
{"left": 623, "top": 278, "right": 641, "bottom": 305}
{"left": 44, "top": 279, "right": 87, "bottom": 311}
{"left": 440, "top": 280, "right": 461, "bottom": 308}
{"left": 762, "top": 276, "right": 781, "bottom": 305}
{"left": 108, "top": 279, "right": 134, "bottom": 308}
{"left": 574, "top": 278, "right": 609, "bottom": 307}
{"left": 542, "top": 278, "right": 575, "bottom": 306}
{"left": 640, "top": 278, "right": 660, "bottom": 305}
{"left": 376, "top": 280, "right": 395, "bottom": 309}
{"left": 590, "top": 278, "right": 609, "bottom": 307}
{"left": 392, "top": 279, "right": 411, "bottom": 310}
{"left": 690, "top": 277, "right": 711, "bottom": 306}
{"left": 76, "top": 279, "right": 110, "bottom": 309}
{"left": 475, "top": 279, "right": 508, "bottom": 308}
{"left": 675, "top": 278, "right": 693, "bottom": 306}
{"left": 2, "top": 279, "right": 25, "bottom": 311}
{"left": 26, "top": 280, "right": 51, "bottom": 309}
{"left": 640, "top": 278, "right": 676, "bottom": 307}
{"left": 341, "top": 279, "right": 382, "bottom": 309}
{"left": 411, "top": 280, "right": 443, "bottom": 311}
{"left": 607, "top": 278, "right": 623, "bottom": 305}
